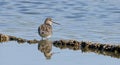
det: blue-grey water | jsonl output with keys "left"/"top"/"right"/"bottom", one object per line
{"left": 0, "top": 0, "right": 120, "bottom": 65}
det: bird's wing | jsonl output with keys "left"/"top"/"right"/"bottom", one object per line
{"left": 38, "top": 24, "right": 52, "bottom": 34}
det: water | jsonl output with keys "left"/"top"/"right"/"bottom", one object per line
{"left": 0, "top": 0, "right": 120, "bottom": 65}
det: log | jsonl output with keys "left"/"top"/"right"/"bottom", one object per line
{"left": 0, "top": 33, "right": 120, "bottom": 59}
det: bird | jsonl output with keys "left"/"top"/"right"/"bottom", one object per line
{"left": 38, "top": 18, "right": 60, "bottom": 40}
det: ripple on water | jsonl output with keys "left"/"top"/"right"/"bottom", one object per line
{"left": 19, "top": 11, "right": 41, "bottom": 15}
{"left": 0, "top": 1, "right": 8, "bottom": 6}
{"left": 0, "top": 0, "right": 120, "bottom": 65}
{"left": 18, "top": 0, "right": 45, "bottom": 4}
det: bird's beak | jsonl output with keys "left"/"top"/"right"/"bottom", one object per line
{"left": 52, "top": 21, "right": 60, "bottom": 25}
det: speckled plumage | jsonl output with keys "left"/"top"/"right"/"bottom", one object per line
{"left": 38, "top": 18, "right": 60, "bottom": 39}
{"left": 38, "top": 18, "right": 53, "bottom": 39}
{"left": 38, "top": 24, "right": 52, "bottom": 38}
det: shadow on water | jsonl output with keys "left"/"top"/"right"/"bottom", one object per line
{"left": 0, "top": 33, "right": 120, "bottom": 59}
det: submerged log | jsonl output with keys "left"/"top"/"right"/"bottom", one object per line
{"left": 0, "top": 34, "right": 9, "bottom": 42}
{"left": 53, "top": 40, "right": 120, "bottom": 58}
{"left": 53, "top": 40, "right": 120, "bottom": 53}
{"left": 27, "top": 39, "right": 39, "bottom": 44}
{"left": 0, "top": 33, "right": 120, "bottom": 58}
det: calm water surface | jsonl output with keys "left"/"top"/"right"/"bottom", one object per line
{"left": 0, "top": 0, "right": 120, "bottom": 65}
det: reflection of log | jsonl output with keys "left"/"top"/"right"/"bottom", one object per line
{"left": 81, "top": 46, "right": 120, "bottom": 59}
{"left": 53, "top": 40, "right": 120, "bottom": 59}
{"left": 9, "top": 36, "right": 27, "bottom": 43}
{"left": 0, "top": 33, "right": 120, "bottom": 59}
{"left": 0, "top": 34, "right": 26, "bottom": 43}
{"left": 53, "top": 40, "right": 80, "bottom": 50}
{"left": 0, "top": 34, "right": 9, "bottom": 42}
{"left": 53, "top": 40, "right": 120, "bottom": 52}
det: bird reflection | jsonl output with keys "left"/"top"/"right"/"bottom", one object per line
{"left": 38, "top": 39, "right": 52, "bottom": 59}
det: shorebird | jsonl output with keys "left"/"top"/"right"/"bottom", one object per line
{"left": 38, "top": 18, "right": 60, "bottom": 39}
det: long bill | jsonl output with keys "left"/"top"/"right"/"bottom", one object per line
{"left": 53, "top": 21, "right": 60, "bottom": 25}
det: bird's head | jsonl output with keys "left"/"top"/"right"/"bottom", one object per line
{"left": 44, "top": 18, "right": 60, "bottom": 25}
